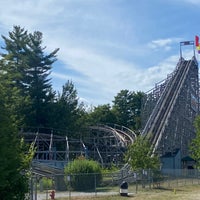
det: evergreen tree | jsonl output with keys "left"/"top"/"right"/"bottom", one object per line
{"left": 0, "top": 73, "right": 32, "bottom": 200}
{"left": 1, "top": 26, "right": 29, "bottom": 91}
{"left": 1, "top": 26, "right": 59, "bottom": 128}
{"left": 0, "top": 26, "right": 30, "bottom": 126}
{"left": 50, "top": 81, "right": 81, "bottom": 134}
{"left": 25, "top": 31, "right": 59, "bottom": 127}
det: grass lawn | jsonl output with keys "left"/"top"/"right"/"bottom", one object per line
{"left": 56, "top": 185, "right": 200, "bottom": 200}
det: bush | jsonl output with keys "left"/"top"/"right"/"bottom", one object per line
{"left": 64, "top": 156, "right": 102, "bottom": 191}
{"left": 41, "top": 177, "right": 53, "bottom": 189}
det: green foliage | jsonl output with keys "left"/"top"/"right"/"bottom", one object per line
{"left": 0, "top": 83, "right": 33, "bottom": 200}
{"left": 49, "top": 81, "right": 82, "bottom": 133}
{"left": 125, "top": 135, "right": 160, "bottom": 170}
{"left": 87, "top": 104, "right": 116, "bottom": 125}
{"left": 0, "top": 25, "right": 147, "bottom": 196}
{"left": 85, "top": 90, "right": 144, "bottom": 133}
{"left": 112, "top": 90, "right": 144, "bottom": 130}
{"left": 190, "top": 115, "right": 200, "bottom": 168}
{"left": 41, "top": 177, "right": 53, "bottom": 189}
{"left": 1, "top": 26, "right": 59, "bottom": 127}
{"left": 25, "top": 31, "right": 59, "bottom": 127}
{"left": 64, "top": 157, "right": 102, "bottom": 191}
{"left": 102, "top": 164, "right": 119, "bottom": 174}
{"left": 1, "top": 26, "right": 145, "bottom": 135}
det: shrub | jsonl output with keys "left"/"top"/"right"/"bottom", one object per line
{"left": 64, "top": 156, "right": 102, "bottom": 191}
{"left": 41, "top": 177, "right": 53, "bottom": 189}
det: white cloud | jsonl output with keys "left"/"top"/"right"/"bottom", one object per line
{"left": 51, "top": 41, "right": 180, "bottom": 105}
{"left": 148, "top": 38, "right": 181, "bottom": 51}
{"left": 182, "top": 0, "right": 200, "bottom": 5}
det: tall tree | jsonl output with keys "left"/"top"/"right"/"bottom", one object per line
{"left": 49, "top": 81, "right": 82, "bottom": 134}
{"left": 1, "top": 26, "right": 59, "bottom": 127}
{"left": 0, "top": 26, "right": 30, "bottom": 126}
{"left": 112, "top": 90, "right": 144, "bottom": 130}
{"left": 87, "top": 104, "right": 117, "bottom": 125}
{"left": 0, "top": 74, "right": 32, "bottom": 199}
{"left": 25, "top": 31, "right": 59, "bottom": 127}
{"left": 1, "top": 26, "right": 29, "bottom": 91}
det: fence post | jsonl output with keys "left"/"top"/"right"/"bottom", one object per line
{"left": 136, "top": 179, "right": 138, "bottom": 193}
{"left": 168, "top": 176, "right": 170, "bottom": 188}
{"left": 30, "top": 176, "right": 33, "bottom": 200}
{"left": 148, "top": 169, "right": 152, "bottom": 189}
{"left": 39, "top": 179, "right": 43, "bottom": 192}
{"left": 46, "top": 190, "right": 48, "bottom": 200}
{"left": 94, "top": 174, "right": 97, "bottom": 196}
{"left": 67, "top": 175, "right": 71, "bottom": 200}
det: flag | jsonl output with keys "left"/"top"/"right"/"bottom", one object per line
{"left": 197, "top": 45, "right": 200, "bottom": 51}
{"left": 195, "top": 35, "right": 200, "bottom": 54}
{"left": 195, "top": 35, "right": 199, "bottom": 47}
{"left": 180, "top": 41, "right": 194, "bottom": 46}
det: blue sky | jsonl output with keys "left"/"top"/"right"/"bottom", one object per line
{"left": 0, "top": 0, "right": 199, "bottom": 106}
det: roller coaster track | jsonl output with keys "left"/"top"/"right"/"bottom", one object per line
{"left": 90, "top": 124, "right": 136, "bottom": 146}
{"left": 21, "top": 123, "right": 136, "bottom": 176}
{"left": 87, "top": 124, "right": 136, "bottom": 166}
{"left": 31, "top": 161, "right": 64, "bottom": 177}
{"left": 142, "top": 56, "right": 198, "bottom": 155}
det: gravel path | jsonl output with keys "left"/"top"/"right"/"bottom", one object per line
{"left": 36, "top": 191, "right": 118, "bottom": 200}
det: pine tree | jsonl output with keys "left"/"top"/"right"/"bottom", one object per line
{"left": 25, "top": 31, "right": 59, "bottom": 127}
{"left": 50, "top": 81, "right": 80, "bottom": 132}
{"left": 0, "top": 72, "right": 32, "bottom": 200}
{"left": 0, "top": 26, "right": 30, "bottom": 126}
{"left": 1, "top": 26, "right": 59, "bottom": 127}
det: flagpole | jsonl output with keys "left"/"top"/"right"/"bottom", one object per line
{"left": 193, "top": 42, "right": 196, "bottom": 58}
{"left": 180, "top": 42, "right": 182, "bottom": 58}
{"left": 180, "top": 41, "right": 194, "bottom": 58}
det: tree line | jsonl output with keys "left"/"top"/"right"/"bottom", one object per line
{"left": 0, "top": 26, "right": 144, "bottom": 136}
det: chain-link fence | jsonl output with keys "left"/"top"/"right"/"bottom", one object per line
{"left": 30, "top": 169, "right": 200, "bottom": 200}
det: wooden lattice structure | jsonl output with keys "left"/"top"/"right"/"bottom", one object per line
{"left": 141, "top": 56, "right": 199, "bottom": 158}
{"left": 20, "top": 124, "right": 136, "bottom": 169}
